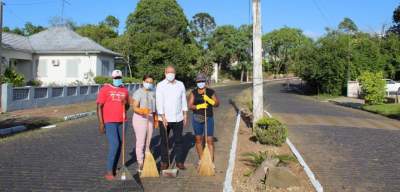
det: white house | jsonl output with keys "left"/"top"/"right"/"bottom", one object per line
{"left": 0, "top": 26, "right": 120, "bottom": 86}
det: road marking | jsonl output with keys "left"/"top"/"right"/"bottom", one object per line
{"left": 41, "top": 125, "right": 57, "bottom": 129}
{"left": 223, "top": 112, "right": 241, "bottom": 192}
{"left": 264, "top": 110, "right": 324, "bottom": 192}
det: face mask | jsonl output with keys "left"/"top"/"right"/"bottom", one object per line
{"left": 166, "top": 73, "right": 175, "bottom": 82}
{"left": 197, "top": 82, "right": 206, "bottom": 89}
{"left": 143, "top": 82, "right": 153, "bottom": 90}
{"left": 112, "top": 79, "right": 123, "bottom": 87}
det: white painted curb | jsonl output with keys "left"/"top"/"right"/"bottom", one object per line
{"left": 41, "top": 125, "right": 57, "bottom": 129}
{"left": 64, "top": 111, "right": 96, "bottom": 121}
{"left": 223, "top": 112, "right": 241, "bottom": 192}
{"left": 264, "top": 110, "right": 323, "bottom": 192}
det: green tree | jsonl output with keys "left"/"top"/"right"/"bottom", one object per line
{"left": 389, "top": 4, "right": 400, "bottom": 35}
{"left": 208, "top": 25, "right": 238, "bottom": 71}
{"left": 338, "top": 17, "right": 358, "bottom": 33}
{"left": 262, "top": 27, "right": 311, "bottom": 75}
{"left": 189, "top": 12, "right": 216, "bottom": 48}
{"left": 125, "top": 0, "right": 200, "bottom": 84}
{"left": 104, "top": 15, "right": 120, "bottom": 29}
{"left": 23, "top": 22, "right": 46, "bottom": 36}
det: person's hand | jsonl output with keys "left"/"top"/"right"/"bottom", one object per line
{"left": 196, "top": 103, "right": 208, "bottom": 110}
{"left": 183, "top": 113, "right": 188, "bottom": 128}
{"left": 162, "top": 116, "right": 168, "bottom": 128}
{"left": 98, "top": 123, "right": 105, "bottom": 134}
{"left": 203, "top": 95, "right": 215, "bottom": 106}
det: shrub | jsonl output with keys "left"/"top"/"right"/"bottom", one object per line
{"left": 26, "top": 80, "right": 42, "bottom": 86}
{"left": 123, "top": 77, "right": 141, "bottom": 83}
{"left": 255, "top": 117, "right": 288, "bottom": 146}
{"left": 358, "top": 71, "right": 386, "bottom": 105}
{"left": 2, "top": 68, "right": 25, "bottom": 87}
{"left": 94, "top": 76, "right": 112, "bottom": 84}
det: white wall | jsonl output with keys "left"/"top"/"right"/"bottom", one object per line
{"left": 96, "top": 55, "right": 115, "bottom": 76}
{"left": 35, "top": 54, "right": 100, "bottom": 86}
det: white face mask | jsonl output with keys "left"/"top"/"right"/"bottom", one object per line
{"left": 197, "top": 82, "right": 206, "bottom": 89}
{"left": 166, "top": 73, "right": 175, "bottom": 82}
{"left": 143, "top": 82, "right": 153, "bottom": 90}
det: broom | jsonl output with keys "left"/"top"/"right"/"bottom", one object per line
{"left": 116, "top": 103, "right": 134, "bottom": 180}
{"left": 161, "top": 121, "right": 178, "bottom": 177}
{"left": 140, "top": 95, "right": 159, "bottom": 177}
{"left": 198, "top": 89, "right": 215, "bottom": 176}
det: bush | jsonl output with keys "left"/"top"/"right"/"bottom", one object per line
{"left": 358, "top": 71, "right": 386, "bottom": 105}
{"left": 2, "top": 68, "right": 25, "bottom": 87}
{"left": 241, "top": 151, "right": 269, "bottom": 168}
{"left": 123, "top": 77, "right": 141, "bottom": 83}
{"left": 255, "top": 117, "right": 288, "bottom": 146}
{"left": 94, "top": 76, "right": 112, "bottom": 84}
{"left": 26, "top": 80, "right": 42, "bottom": 86}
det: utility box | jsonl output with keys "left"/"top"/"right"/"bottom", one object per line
{"left": 347, "top": 81, "right": 361, "bottom": 98}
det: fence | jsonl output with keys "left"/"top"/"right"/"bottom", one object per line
{"left": 1, "top": 83, "right": 141, "bottom": 112}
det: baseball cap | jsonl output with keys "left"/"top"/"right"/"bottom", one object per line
{"left": 111, "top": 70, "right": 123, "bottom": 78}
{"left": 195, "top": 73, "right": 207, "bottom": 82}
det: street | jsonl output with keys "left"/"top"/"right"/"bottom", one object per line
{"left": 265, "top": 81, "right": 400, "bottom": 192}
{"left": 0, "top": 84, "right": 248, "bottom": 192}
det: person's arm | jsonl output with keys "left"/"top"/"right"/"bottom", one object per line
{"left": 188, "top": 92, "right": 196, "bottom": 110}
{"left": 97, "top": 103, "right": 105, "bottom": 134}
{"left": 156, "top": 83, "right": 168, "bottom": 127}
{"left": 212, "top": 92, "right": 220, "bottom": 107}
{"left": 181, "top": 83, "right": 188, "bottom": 127}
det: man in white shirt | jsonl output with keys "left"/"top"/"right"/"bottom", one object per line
{"left": 156, "top": 65, "right": 188, "bottom": 170}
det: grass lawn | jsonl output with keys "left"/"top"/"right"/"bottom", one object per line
{"left": 362, "top": 104, "right": 400, "bottom": 119}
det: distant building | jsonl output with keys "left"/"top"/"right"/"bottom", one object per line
{"left": 0, "top": 26, "right": 120, "bottom": 86}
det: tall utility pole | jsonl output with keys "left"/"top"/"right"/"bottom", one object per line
{"left": 0, "top": 0, "right": 3, "bottom": 74}
{"left": 252, "top": 0, "right": 264, "bottom": 128}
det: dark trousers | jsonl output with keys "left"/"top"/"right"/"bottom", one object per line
{"left": 159, "top": 121, "right": 184, "bottom": 164}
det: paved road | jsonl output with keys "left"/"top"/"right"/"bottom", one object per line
{"left": 264, "top": 81, "right": 400, "bottom": 192}
{"left": 0, "top": 84, "right": 248, "bottom": 192}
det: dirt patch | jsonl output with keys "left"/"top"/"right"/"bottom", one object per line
{"left": 0, "top": 101, "right": 96, "bottom": 130}
{"left": 232, "top": 88, "right": 314, "bottom": 192}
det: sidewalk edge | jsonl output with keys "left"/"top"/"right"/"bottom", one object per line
{"left": 223, "top": 111, "right": 241, "bottom": 192}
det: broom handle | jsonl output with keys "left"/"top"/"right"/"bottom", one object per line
{"left": 204, "top": 89, "right": 207, "bottom": 144}
{"left": 122, "top": 103, "right": 126, "bottom": 164}
{"left": 145, "top": 94, "right": 151, "bottom": 152}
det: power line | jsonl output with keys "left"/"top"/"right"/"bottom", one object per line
{"left": 312, "top": 0, "right": 332, "bottom": 27}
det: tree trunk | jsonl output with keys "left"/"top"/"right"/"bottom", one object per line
{"left": 241, "top": 69, "right": 244, "bottom": 83}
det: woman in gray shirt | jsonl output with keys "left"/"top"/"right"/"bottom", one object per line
{"left": 131, "top": 75, "right": 157, "bottom": 171}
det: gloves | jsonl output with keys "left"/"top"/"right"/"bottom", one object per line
{"left": 203, "top": 95, "right": 216, "bottom": 106}
{"left": 196, "top": 103, "right": 208, "bottom": 110}
{"left": 154, "top": 115, "right": 159, "bottom": 129}
{"left": 137, "top": 108, "right": 151, "bottom": 115}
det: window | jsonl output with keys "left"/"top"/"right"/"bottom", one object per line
{"left": 66, "top": 59, "right": 80, "bottom": 78}
{"left": 37, "top": 59, "right": 48, "bottom": 77}
{"left": 101, "top": 60, "right": 110, "bottom": 76}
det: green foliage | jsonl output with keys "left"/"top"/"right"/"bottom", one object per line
{"left": 362, "top": 103, "right": 400, "bottom": 118}
{"left": 262, "top": 27, "right": 311, "bottom": 75}
{"left": 94, "top": 76, "right": 112, "bottom": 84}
{"left": 255, "top": 117, "right": 288, "bottom": 146}
{"left": 358, "top": 71, "right": 386, "bottom": 105}
{"left": 241, "top": 151, "right": 269, "bottom": 168}
{"left": 26, "top": 80, "right": 43, "bottom": 86}
{"left": 122, "top": 77, "right": 141, "bottom": 83}
{"left": 3, "top": 22, "right": 46, "bottom": 36}
{"left": 190, "top": 12, "right": 216, "bottom": 48}
{"left": 272, "top": 154, "right": 297, "bottom": 166}
{"left": 104, "top": 15, "right": 120, "bottom": 29}
{"left": 2, "top": 68, "right": 25, "bottom": 87}
{"left": 338, "top": 17, "right": 358, "bottom": 33}
{"left": 125, "top": 0, "right": 200, "bottom": 84}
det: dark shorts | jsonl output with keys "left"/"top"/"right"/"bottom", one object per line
{"left": 192, "top": 115, "right": 214, "bottom": 136}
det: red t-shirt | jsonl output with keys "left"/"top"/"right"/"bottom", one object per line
{"left": 96, "top": 84, "right": 129, "bottom": 123}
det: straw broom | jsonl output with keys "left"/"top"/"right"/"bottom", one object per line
{"left": 198, "top": 89, "right": 215, "bottom": 176}
{"left": 141, "top": 95, "right": 159, "bottom": 177}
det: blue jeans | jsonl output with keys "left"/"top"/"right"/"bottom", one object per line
{"left": 105, "top": 123, "right": 122, "bottom": 172}
{"left": 192, "top": 116, "right": 214, "bottom": 136}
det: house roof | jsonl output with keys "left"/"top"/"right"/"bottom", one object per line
{"left": 1, "top": 26, "right": 120, "bottom": 56}
{"left": 1, "top": 32, "right": 33, "bottom": 53}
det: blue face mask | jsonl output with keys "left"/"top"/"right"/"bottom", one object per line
{"left": 197, "top": 82, "right": 206, "bottom": 89}
{"left": 113, "top": 79, "right": 123, "bottom": 87}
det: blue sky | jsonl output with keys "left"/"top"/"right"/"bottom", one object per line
{"left": 3, "top": 0, "right": 399, "bottom": 38}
